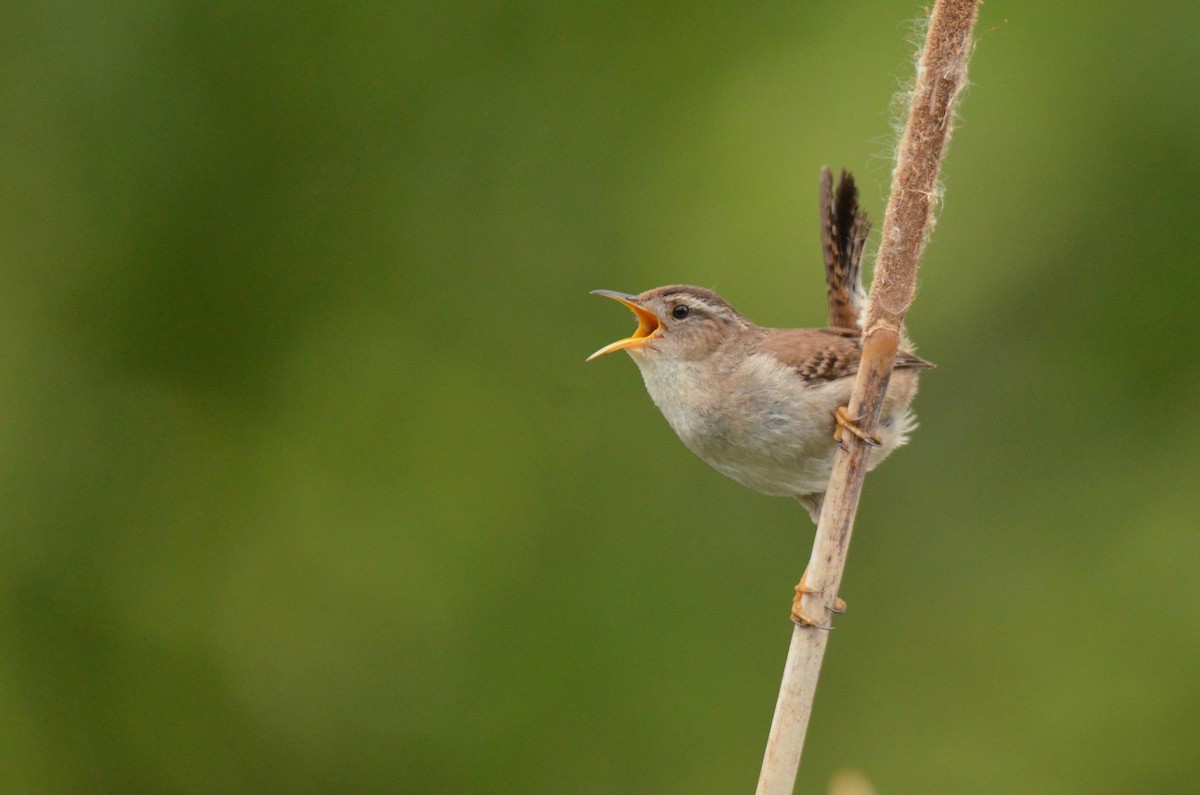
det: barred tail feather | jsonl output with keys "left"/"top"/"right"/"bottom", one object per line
{"left": 818, "top": 167, "right": 870, "bottom": 330}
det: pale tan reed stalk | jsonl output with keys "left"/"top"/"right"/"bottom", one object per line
{"left": 756, "top": 2, "right": 980, "bottom": 792}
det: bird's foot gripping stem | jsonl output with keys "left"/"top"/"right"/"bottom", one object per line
{"left": 833, "top": 405, "right": 881, "bottom": 451}
{"left": 791, "top": 570, "right": 847, "bottom": 630}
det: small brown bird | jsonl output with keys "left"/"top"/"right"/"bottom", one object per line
{"left": 588, "top": 169, "right": 931, "bottom": 626}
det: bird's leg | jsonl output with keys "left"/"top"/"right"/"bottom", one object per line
{"left": 833, "top": 405, "right": 881, "bottom": 450}
{"left": 792, "top": 569, "right": 848, "bottom": 629}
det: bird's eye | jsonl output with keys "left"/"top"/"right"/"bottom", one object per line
{"left": 672, "top": 304, "right": 690, "bottom": 320}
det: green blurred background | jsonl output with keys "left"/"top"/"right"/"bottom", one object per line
{"left": 2, "top": 2, "right": 1198, "bottom": 793}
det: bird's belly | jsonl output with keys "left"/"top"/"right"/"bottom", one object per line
{"left": 684, "top": 411, "right": 838, "bottom": 497}
{"left": 654, "top": 384, "right": 841, "bottom": 497}
{"left": 702, "top": 445, "right": 836, "bottom": 497}
{"left": 657, "top": 388, "right": 913, "bottom": 498}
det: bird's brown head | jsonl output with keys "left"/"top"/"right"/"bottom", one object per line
{"left": 587, "top": 285, "right": 752, "bottom": 363}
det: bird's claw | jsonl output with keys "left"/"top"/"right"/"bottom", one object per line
{"left": 792, "top": 580, "right": 848, "bottom": 629}
{"left": 833, "top": 405, "right": 882, "bottom": 448}
{"left": 792, "top": 614, "right": 836, "bottom": 630}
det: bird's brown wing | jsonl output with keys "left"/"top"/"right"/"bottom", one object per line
{"left": 760, "top": 327, "right": 932, "bottom": 384}
{"left": 819, "top": 167, "right": 870, "bottom": 330}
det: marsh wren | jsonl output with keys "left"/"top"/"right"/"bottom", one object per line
{"left": 588, "top": 169, "right": 931, "bottom": 626}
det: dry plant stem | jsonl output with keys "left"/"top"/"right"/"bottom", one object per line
{"left": 756, "top": 2, "right": 979, "bottom": 793}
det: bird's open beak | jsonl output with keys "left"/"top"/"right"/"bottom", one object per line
{"left": 586, "top": 290, "right": 662, "bottom": 361}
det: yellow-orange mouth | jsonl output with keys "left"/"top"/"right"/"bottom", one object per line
{"left": 586, "top": 290, "right": 662, "bottom": 361}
